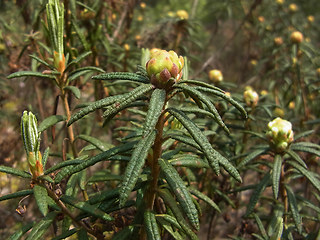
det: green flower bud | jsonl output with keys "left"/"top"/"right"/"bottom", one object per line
{"left": 146, "top": 49, "right": 184, "bottom": 89}
{"left": 266, "top": 117, "right": 294, "bottom": 153}
{"left": 21, "top": 111, "right": 43, "bottom": 178}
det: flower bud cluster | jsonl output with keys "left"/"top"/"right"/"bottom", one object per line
{"left": 146, "top": 49, "right": 184, "bottom": 89}
{"left": 266, "top": 117, "right": 294, "bottom": 153}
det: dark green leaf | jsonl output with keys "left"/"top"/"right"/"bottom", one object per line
{"left": 66, "top": 51, "right": 92, "bottom": 69}
{"left": 189, "top": 188, "right": 220, "bottom": 212}
{"left": 102, "top": 84, "right": 154, "bottom": 119}
{"left": 119, "top": 131, "right": 156, "bottom": 206}
{"left": 238, "top": 148, "right": 268, "bottom": 168}
{"left": 287, "top": 160, "right": 320, "bottom": 193}
{"left": 67, "top": 95, "right": 123, "bottom": 126}
{"left": 93, "top": 72, "right": 150, "bottom": 84}
{"left": 269, "top": 217, "right": 283, "bottom": 240}
{"left": 290, "top": 144, "right": 320, "bottom": 157}
{"left": 9, "top": 222, "right": 34, "bottom": 240}
{"left": 60, "top": 195, "right": 113, "bottom": 221}
{"left": 159, "top": 158, "right": 199, "bottom": 230}
{"left": 0, "top": 166, "right": 31, "bottom": 178}
{"left": 176, "top": 84, "right": 229, "bottom": 133}
{"left": 245, "top": 172, "right": 271, "bottom": 217}
{"left": 7, "top": 71, "right": 56, "bottom": 79}
{"left": 42, "top": 147, "right": 50, "bottom": 168}
{"left": 64, "top": 86, "right": 81, "bottom": 99}
{"left": 253, "top": 213, "right": 268, "bottom": 239}
{"left": 144, "top": 211, "right": 161, "bottom": 240}
{"left": 272, "top": 154, "right": 282, "bottom": 199}
{"left": 38, "top": 115, "right": 67, "bottom": 133}
{"left": 143, "top": 88, "right": 166, "bottom": 136}
{"left": 0, "top": 189, "right": 33, "bottom": 201}
{"left": 55, "top": 141, "right": 137, "bottom": 183}
{"left": 285, "top": 185, "right": 302, "bottom": 233}
{"left": 194, "top": 85, "right": 247, "bottom": 119}
{"left": 33, "top": 185, "right": 49, "bottom": 216}
{"left": 169, "top": 155, "right": 209, "bottom": 168}
{"left": 285, "top": 149, "right": 307, "bottom": 168}
{"left": 68, "top": 66, "right": 105, "bottom": 82}
{"left": 25, "top": 212, "right": 57, "bottom": 240}
{"left": 29, "top": 55, "right": 53, "bottom": 69}
{"left": 77, "top": 134, "right": 113, "bottom": 152}
{"left": 158, "top": 189, "right": 199, "bottom": 240}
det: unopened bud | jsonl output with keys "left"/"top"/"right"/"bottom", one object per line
{"left": 209, "top": 69, "right": 223, "bottom": 83}
{"left": 266, "top": 117, "right": 294, "bottom": 153}
{"left": 146, "top": 49, "right": 184, "bottom": 89}
{"left": 290, "top": 31, "right": 303, "bottom": 44}
{"left": 243, "top": 88, "right": 259, "bottom": 107}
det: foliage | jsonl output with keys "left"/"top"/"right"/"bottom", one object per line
{"left": 0, "top": 0, "right": 320, "bottom": 239}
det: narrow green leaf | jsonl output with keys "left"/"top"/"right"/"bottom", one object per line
{"left": 189, "top": 188, "right": 220, "bottom": 212}
{"left": 77, "top": 134, "right": 113, "bottom": 152}
{"left": 285, "top": 185, "right": 302, "bottom": 233}
{"left": 0, "top": 166, "right": 31, "bottom": 178}
{"left": 195, "top": 85, "right": 247, "bottom": 118}
{"left": 38, "top": 115, "right": 67, "bottom": 133}
{"left": 102, "top": 84, "right": 154, "bottom": 119}
{"left": 159, "top": 158, "right": 199, "bottom": 230}
{"left": 0, "top": 189, "right": 33, "bottom": 201}
{"left": 29, "top": 55, "right": 53, "bottom": 69}
{"left": 155, "top": 214, "right": 183, "bottom": 232}
{"left": 26, "top": 211, "right": 57, "bottom": 240}
{"left": 7, "top": 71, "right": 56, "bottom": 79}
{"left": 169, "top": 155, "right": 209, "bottom": 168}
{"left": 65, "top": 51, "right": 92, "bottom": 69}
{"left": 42, "top": 147, "right": 50, "bottom": 168}
{"left": 287, "top": 160, "right": 320, "bottom": 193}
{"left": 158, "top": 189, "right": 199, "bottom": 240}
{"left": 67, "top": 95, "right": 123, "bottom": 126}
{"left": 60, "top": 195, "right": 113, "bottom": 221}
{"left": 55, "top": 141, "right": 137, "bottom": 183}
{"left": 168, "top": 108, "right": 241, "bottom": 181}
{"left": 156, "top": 217, "right": 184, "bottom": 240}
{"left": 176, "top": 84, "right": 229, "bottom": 133}
{"left": 64, "top": 86, "right": 81, "bottom": 99}
{"left": 253, "top": 213, "right": 268, "bottom": 239}
{"left": 93, "top": 72, "right": 150, "bottom": 83}
{"left": 143, "top": 88, "right": 166, "bottom": 136}
{"left": 144, "top": 211, "right": 161, "bottom": 240}
{"left": 44, "top": 159, "right": 83, "bottom": 175}
{"left": 178, "top": 80, "right": 225, "bottom": 93}
{"left": 290, "top": 144, "right": 320, "bottom": 157}
{"left": 272, "top": 154, "right": 282, "bottom": 199}
{"left": 68, "top": 66, "right": 105, "bottom": 82}
{"left": 238, "top": 148, "right": 268, "bottom": 168}
{"left": 119, "top": 131, "right": 156, "bottom": 206}
{"left": 71, "top": 20, "right": 90, "bottom": 50}
{"left": 245, "top": 172, "right": 271, "bottom": 217}
{"left": 293, "top": 141, "right": 320, "bottom": 150}
{"left": 285, "top": 149, "right": 307, "bottom": 168}
{"left": 9, "top": 222, "right": 34, "bottom": 240}
{"left": 270, "top": 217, "right": 283, "bottom": 240}
{"left": 169, "top": 134, "right": 201, "bottom": 150}
{"left": 167, "top": 108, "right": 219, "bottom": 174}
{"left": 33, "top": 185, "right": 49, "bottom": 216}
{"left": 294, "top": 130, "right": 314, "bottom": 140}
